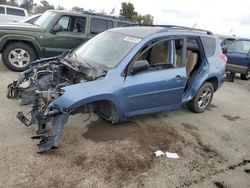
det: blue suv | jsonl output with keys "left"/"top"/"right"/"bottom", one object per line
{"left": 7, "top": 26, "right": 226, "bottom": 152}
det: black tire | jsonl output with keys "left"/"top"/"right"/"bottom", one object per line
{"left": 188, "top": 82, "right": 214, "bottom": 113}
{"left": 2, "top": 42, "right": 36, "bottom": 72}
{"left": 240, "top": 71, "right": 250, "bottom": 80}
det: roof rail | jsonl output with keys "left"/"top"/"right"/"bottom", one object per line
{"left": 121, "top": 24, "right": 213, "bottom": 35}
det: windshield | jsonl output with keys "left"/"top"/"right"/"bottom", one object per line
{"left": 34, "top": 11, "right": 56, "bottom": 28}
{"left": 74, "top": 31, "right": 141, "bottom": 68}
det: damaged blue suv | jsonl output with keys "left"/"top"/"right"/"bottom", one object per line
{"left": 7, "top": 26, "right": 226, "bottom": 153}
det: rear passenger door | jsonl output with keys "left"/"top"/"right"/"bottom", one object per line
{"left": 43, "top": 15, "right": 89, "bottom": 57}
{"left": 123, "top": 38, "right": 187, "bottom": 117}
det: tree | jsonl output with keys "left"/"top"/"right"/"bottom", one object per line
{"left": 142, "top": 14, "right": 154, "bottom": 25}
{"left": 9, "top": 0, "right": 18, "bottom": 6}
{"left": 20, "top": 0, "right": 34, "bottom": 13}
{"left": 120, "top": 2, "right": 154, "bottom": 25}
{"left": 71, "top": 6, "right": 84, "bottom": 12}
{"left": 56, "top": 5, "right": 65, "bottom": 10}
{"left": 34, "top": 0, "right": 54, "bottom": 13}
{"left": 119, "top": 2, "right": 136, "bottom": 20}
{"left": 0, "top": 0, "right": 7, "bottom": 5}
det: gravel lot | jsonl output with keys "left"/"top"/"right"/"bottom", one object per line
{"left": 0, "top": 58, "right": 249, "bottom": 188}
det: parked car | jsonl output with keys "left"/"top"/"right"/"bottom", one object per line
{"left": 216, "top": 34, "right": 236, "bottom": 46}
{"left": 19, "top": 14, "right": 41, "bottom": 24}
{"left": 0, "top": 4, "right": 28, "bottom": 22}
{"left": 0, "top": 10, "right": 136, "bottom": 71}
{"left": 222, "top": 39, "right": 250, "bottom": 81}
{"left": 7, "top": 25, "right": 226, "bottom": 153}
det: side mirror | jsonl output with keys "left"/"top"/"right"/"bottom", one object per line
{"left": 131, "top": 60, "right": 149, "bottom": 74}
{"left": 51, "top": 25, "right": 63, "bottom": 34}
{"left": 222, "top": 46, "right": 228, "bottom": 53}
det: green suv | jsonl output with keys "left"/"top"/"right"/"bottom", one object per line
{"left": 0, "top": 10, "right": 135, "bottom": 71}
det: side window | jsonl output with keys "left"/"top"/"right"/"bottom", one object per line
{"left": 91, "top": 18, "right": 113, "bottom": 34}
{"left": 0, "top": 6, "right": 5, "bottom": 14}
{"left": 136, "top": 39, "right": 184, "bottom": 70}
{"left": 227, "top": 40, "right": 250, "bottom": 54}
{"left": 71, "top": 16, "right": 86, "bottom": 33}
{"left": 55, "top": 16, "right": 70, "bottom": 31}
{"left": 6, "top": 8, "right": 25, "bottom": 16}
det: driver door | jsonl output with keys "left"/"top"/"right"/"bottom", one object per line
{"left": 122, "top": 38, "right": 187, "bottom": 117}
{"left": 43, "top": 15, "right": 89, "bottom": 57}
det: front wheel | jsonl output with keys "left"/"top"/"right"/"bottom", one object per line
{"left": 188, "top": 82, "right": 214, "bottom": 113}
{"left": 240, "top": 71, "right": 250, "bottom": 80}
{"left": 2, "top": 42, "right": 37, "bottom": 72}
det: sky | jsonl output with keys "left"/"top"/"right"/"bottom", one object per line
{"left": 34, "top": 0, "right": 250, "bottom": 38}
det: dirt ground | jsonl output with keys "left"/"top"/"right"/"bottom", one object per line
{"left": 0, "top": 59, "right": 249, "bottom": 188}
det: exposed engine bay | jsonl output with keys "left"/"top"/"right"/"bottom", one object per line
{"left": 7, "top": 52, "right": 107, "bottom": 153}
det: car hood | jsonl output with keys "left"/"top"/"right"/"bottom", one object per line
{"left": 0, "top": 22, "right": 45, "bottom": 32}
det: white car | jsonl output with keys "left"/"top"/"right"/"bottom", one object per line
{"left": 0, "top": 4, "right": 28, "bottom": 23}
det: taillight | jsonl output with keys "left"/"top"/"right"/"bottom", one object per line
{"left": 220, "top": 53, "right": 227, "bottom": 63}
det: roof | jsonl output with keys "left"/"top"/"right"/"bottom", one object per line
{"left": 111, "top": 26, "right": 164, "bottom": 38}
{"left": 110, "top": 26, "right": 213, "bottom": 38}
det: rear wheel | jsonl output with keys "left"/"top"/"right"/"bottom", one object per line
{"left": 188, "top": 82, "right": 214, "bottom": 113}
{"left": 240, "top": 71, "right": 250, "bottom": 80}
{"left": 2, "top": 42, "right": 36, "bottom": 72}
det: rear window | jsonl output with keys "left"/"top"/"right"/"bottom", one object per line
{"left": 6, "top": 7, "right": 25, "bottom": 16}
{"left": 90, "top": 18, "right": 113, "bottom": 34}
{"left": 0, "top": 6, "right": 4, "bottom": 14}
{"left": 201, "top": 37, "right": 216, "bottom": 57}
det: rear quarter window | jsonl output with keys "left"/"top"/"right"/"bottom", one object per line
{"left": 91, "top": 18, "right": 113, "bottom": 34}
{"left": 200, "top": 37, "right": 216, "bottom": 57}
{"left": 6, "top": 7, "right": 25, "bottom": 16}
{"left": 0, "top": 6, "right": 5, "bottom": 14}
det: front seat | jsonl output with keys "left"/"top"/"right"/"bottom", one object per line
{"left": 149, "top": 42, "right": 169, "bottom": 64}
{"left": 186, "top": 51, "right": 198, "bottom": 77}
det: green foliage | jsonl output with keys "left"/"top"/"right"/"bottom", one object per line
{"left": 119, "top": 2, "right": 136, "bottom": 20}
{"left": 120, "top": 2, "right": 154, "bottom": 25}
{"left": 0, "top": 0, "right": 7, "bottom": 4}
{"left": 71, "top": 6, "right": 84, "bottom": 12}
{"left": 0, "top": 0, "right": 18, "bottom": 6}
{"left": 34, "top": 0, "right": 54, "bottom": 14}
{"left": 56, "top": 5, "right": 65, "bottom": 10}
{"left": 20, "top": 0, "right": 34, "bottom": 13}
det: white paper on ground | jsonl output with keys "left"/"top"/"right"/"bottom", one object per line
{"left": 154, "top": 150, "right": 165, "bottom": 157}
{"left": 165, "top": 152, "right": 179, "bottom": 159}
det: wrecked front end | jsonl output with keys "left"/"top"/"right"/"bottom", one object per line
{"left": 7, "top": 53, "right": 107, "bottom": 153}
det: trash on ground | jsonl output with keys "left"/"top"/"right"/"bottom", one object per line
{"left": 154, "top": 150, "right": 179, "bottom": 159}
{"left": 165, "top": 152, "right": 179, "bottom": 159}
{"left": 154, "top": 150, "right": 165, "bottom": 157}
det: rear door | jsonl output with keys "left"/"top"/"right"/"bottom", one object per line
{"left": 226, "top": 40, "right": 250, "bottom": 72}
{"left": 43, "top": 15, "right": 89, "bottom": 57}
{"left": 123, "top": 38, "right": 187, "bottom": 117}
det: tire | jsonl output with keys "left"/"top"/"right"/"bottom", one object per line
{"left": 188, "top": 82, "right": 214, "bottom": 113}
{"left": 2, "top": 42, "right": 37, "bottom": 72}
{"left": 240, "top": 71, "right": 250, "bottom": 80}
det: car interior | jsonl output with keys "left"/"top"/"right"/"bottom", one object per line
{"left": 136, "top": 38, "right": 201, "bottom": 79}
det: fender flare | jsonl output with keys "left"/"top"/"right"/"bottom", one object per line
{"left": 0, "top": 34, "right": 43, "bottom": 58}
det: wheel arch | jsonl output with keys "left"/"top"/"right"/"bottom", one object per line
{"left": 205, "top": 76, "right": 218, "bottom": 91}
{"left": 70, "top": 99, "right": 123, "bottom": 123}
{"left": 0, "top": 35, "right": 42, "bottom": 58}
